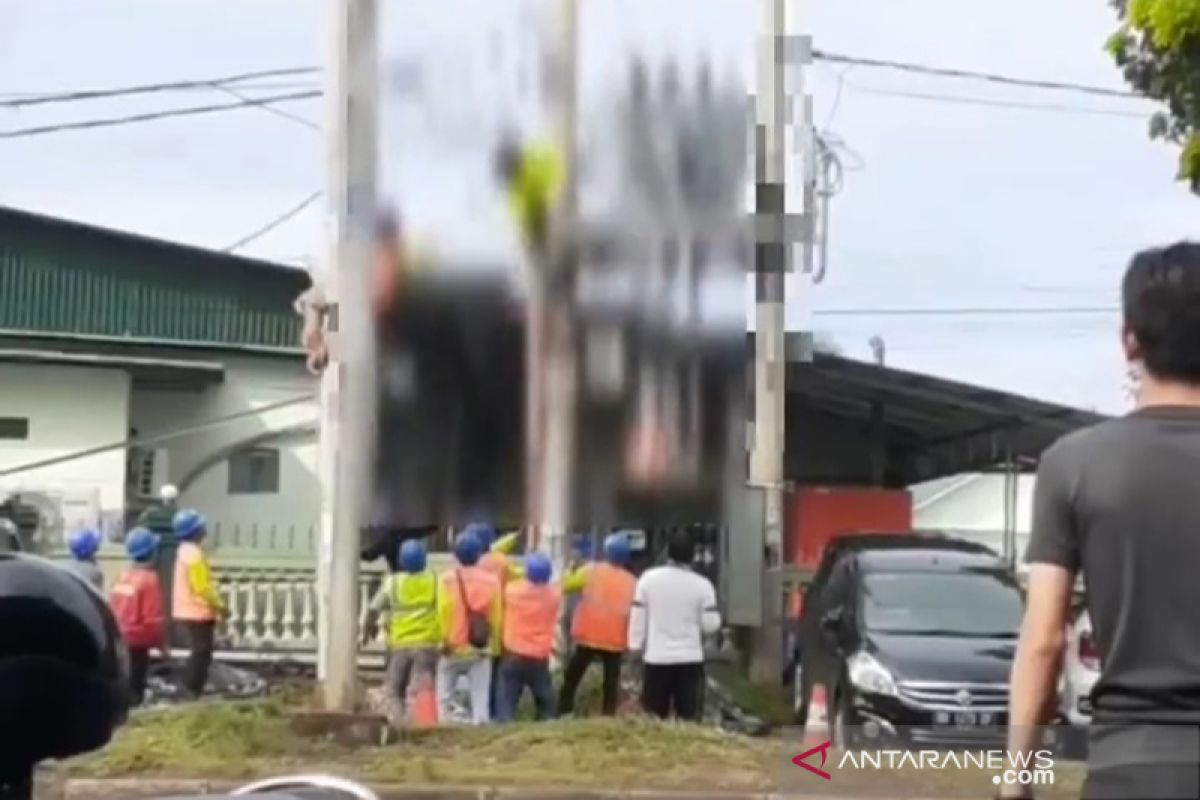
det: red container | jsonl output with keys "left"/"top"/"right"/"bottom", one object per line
{"left": 786, "top": 486, "right": 913, "bottom": 617}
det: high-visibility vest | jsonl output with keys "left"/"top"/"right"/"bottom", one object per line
{"left": 503, "top": 580, "right": 562, "bottom": 660}
{"left": 571, "top": 562, "right": 636, "bottom": 653}
{"left": 388, "top": 571, "right": 440, "bottom": 649}
{"left": 439, "top": 566, "right": 502, "bottom": 656}
{"left": 506, "top": 145, "right": 565, "bottom": 247}
{"left": 480, "top": 550, "right": 510, "bottom": 582}
{"left": 173, "top": 541, "right": 216, "bottom": 622}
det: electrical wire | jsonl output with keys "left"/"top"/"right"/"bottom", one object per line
{"left": 813, "top": 306, "right": 1119, "bottom": 318}
{"left": 210, "top": 84, "right": 320, "bottom": 131}
{"left": 846, "top": 81, "right": 1151, "bottom": 119}
{"left": 813, "top": 49, "right": 1143, "bottom": 100}
{"left": 223, "top": 191, "right": 323, "bottom": 253}
{"left": 0, "top": 66, "right": 319, "bottom": 109}
{"left": 0, "top": 91, "right": 320, "bottom": 139}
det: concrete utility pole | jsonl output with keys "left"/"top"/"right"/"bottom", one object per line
{"left": 316, "top": 0, "right": 378, "bottom": 712}
{"left": 531, "top": 0, "right": 579, "bottom": 570}
{"left": 749, "top": 0, "right": 799, "bottom": 681}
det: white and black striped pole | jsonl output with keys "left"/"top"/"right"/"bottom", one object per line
{"left": 750, "top": 0, "right": 810, "bottom": 681}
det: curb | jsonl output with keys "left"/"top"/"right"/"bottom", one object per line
{"left": 52, "top": 778, "right": 835, "bottom": 800}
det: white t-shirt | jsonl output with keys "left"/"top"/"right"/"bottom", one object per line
{"left": 627, "top": 564, "right": 721, "bottom": 665}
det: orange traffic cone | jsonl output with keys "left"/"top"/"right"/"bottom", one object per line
{"left": 408, "top": 673, "right": 438, "bottom": 728}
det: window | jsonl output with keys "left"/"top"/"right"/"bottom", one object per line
{"left": 859, "top": 571, "right": 1023, "bottom": 638}
{"left": 228, "top": 448, "right": 280, "bottom": 495}
{"left": 0, "top": 418, "right": 29, "bottom": 440}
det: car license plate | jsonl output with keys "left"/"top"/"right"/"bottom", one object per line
{"left": 952, "top": 712, "right": 978, "bottom": 727}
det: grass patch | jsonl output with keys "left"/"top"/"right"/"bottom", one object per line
{"left": 69, "top": 693, "right": 1086, "bottom": 796}
{"left": 69, "top": 697, "right": 779, "bottom": 792}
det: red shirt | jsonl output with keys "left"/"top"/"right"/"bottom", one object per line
{"left": 110, "top": 566, "right": 166, "bottom": 650}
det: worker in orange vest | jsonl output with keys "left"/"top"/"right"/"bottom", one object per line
{"left": 557, "top": 532, "right": 638, "bottom": 716}
{"left": 171, "top": 509, "right": 227, "bottom": 699}
{"left": 496, "top": 552, "right": 562, "bottom": 722}
{"left": 472, "top": 522, "right": 523, "bottom": 718}
{"left": 474, "top": 523, "right": 524, "bottom": 583}
{"left": 436, "top": 530, "right": 503, "bottom": 725}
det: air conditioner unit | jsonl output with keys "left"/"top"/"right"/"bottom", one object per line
{"left": 133, "top": 448, "right": 170, "bottom": 500}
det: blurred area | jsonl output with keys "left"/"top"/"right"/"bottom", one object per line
{"left": 302, "top": 1, "right": 753, "bottom": 543}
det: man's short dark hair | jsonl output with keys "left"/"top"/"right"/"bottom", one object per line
{"left": 667, "top": 532, "right": 694, "bottom": 564}
{"left": 1123, "top": 242, "right": 1200, "bottom": 383}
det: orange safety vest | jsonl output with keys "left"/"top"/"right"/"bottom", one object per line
{"left": 479, "top": 550, "right": 509, "bottom": 582}
{"left": 440, "top": 566, "right": 501, "bottom": 652}
{"left": 503, "top": 580, "right": 562, "bottom": 660}
{"left": 571, "top": 562, "right": 636, "bottom": 653}
{"left": 172, "top": 541, "right": 216, "bottom": 622}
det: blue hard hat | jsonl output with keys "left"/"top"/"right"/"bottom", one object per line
{"left": 604, "top": 532, "right": 632, "bottom": 566}
{"left": 463, "top": 522, "right": 496, "bottom": 549}
{"left": 453, "top": 531, "right": 483, "bottom": 566}
{"left": 172, "top": 509, "right": 206, "bottom": 541}
{"left": 67, "top": 529, "right": 101, "bottom": 561}
{"left": 525, "top": 552, "right": 553, "bottom": 585}
{"left": 399, "top": 539, "right": 427, "bottom": 573}
{"left": 124, "top": 528, "right": 159, "bottom": 563}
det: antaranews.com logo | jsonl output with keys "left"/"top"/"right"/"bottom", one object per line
{"left": 793, "top": 741, "right": 1055, "bottom": 789}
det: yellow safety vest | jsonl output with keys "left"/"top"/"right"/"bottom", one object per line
{"left": 506, "top": 145, "right": 565, "bottom": 249}
{"left": 388, "top": 571, "right": 440, "bottom": 649}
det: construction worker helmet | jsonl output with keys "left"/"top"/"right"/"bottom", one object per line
{"left": 0, "top": 553, "right": 130, "bottom": 788}
{"left": 453, "top": 531, "right": 483, "bottom": 566}
{"left": 67, "top": 530, "right": 102, "bottom": 561}
{"left": 172, "top": 509, "right": 206, "bottom": 542}
{"left": 399, "top": 539, "right": 427, "bottom": 574}
{"left": 463, "top": 522, "right": 496, "bottom": 551}
{"left": 124, "top": 528, "right": 159, "bottom": 563}
{"left": 603, "top": 532, "right": 632, "bottom": 566}
{"left": 525, "top": 553, "right": 553, "bottom": 585}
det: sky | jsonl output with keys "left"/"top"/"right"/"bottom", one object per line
{"left": 2, "top": 0, "right": 1197, "bottom": 415}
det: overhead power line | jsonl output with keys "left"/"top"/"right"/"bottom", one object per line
{"left": 847, "top": 82, "right": 1150, "bottom": 119}
{"left": 224, "top": 191, "right": 324, "bottom": 252}
{"left": 813, "top": 49, "right": 1143, "bottom": 100}
{"left": 0, "top": 91, "right": 320, "bottom": 139}
{"left": 0, "top": 66, "right": 319, "bottom": 109}
{"left": 211, "top": 84, "right": 320, "bottom": 131}
{"left": 813, "top": 306, "right": 1120, "bottom": 318}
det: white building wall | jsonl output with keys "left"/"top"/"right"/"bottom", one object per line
{"left": 129, "top": 355, "right": 319, "bottom": 540}
{"left": 0, "top": 363, "right": 130, "bottom": 539}
{"left": 912, "top": 473, "right": 1035, "bottom": 560}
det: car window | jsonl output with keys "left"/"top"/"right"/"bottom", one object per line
{"left": 859, "top": 570, "right": 1022, "bottom": 637}
{"left": 821, "top": 558, "right": 854, "bottom": 612}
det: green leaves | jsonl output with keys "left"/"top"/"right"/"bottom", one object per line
{"left": 1110, "top": 0, "right": 1200, "bottom": 192}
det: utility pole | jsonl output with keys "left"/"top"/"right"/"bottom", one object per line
{"left": 531, "top": 0, "right": 579, "bottom": 570}
{"left": 749, "top": 0, "right": 798, "bottom": 681}
{"left": 317, "top": 0, "right": 378, "bottom": 712}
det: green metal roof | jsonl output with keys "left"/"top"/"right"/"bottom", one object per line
{"left": 0, "top": 205, "right": 308, "bottom": 352}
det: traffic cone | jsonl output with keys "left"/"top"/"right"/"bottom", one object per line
{"left": 408, "top": 673, "right": 438, "bottom": 728}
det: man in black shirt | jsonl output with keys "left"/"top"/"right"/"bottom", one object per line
{"left": 1009, "top": 243, "right": 1200, "bottom": 799}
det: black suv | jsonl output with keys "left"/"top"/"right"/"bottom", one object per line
{"left": 795, "top": 534, "right": 1022, "bottom": 747}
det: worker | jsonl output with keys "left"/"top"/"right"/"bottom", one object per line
{"left": 436, "top": 530, "right": 502, "bottom": 725}
{"left": 627, "top": 532, "right": 721, "bottom": 722}
{"left": 109, "top": 528, "right": 166, "bottom": 705}
{"left": 558, "top": 532, "right": 637, "bottom": 717}
{"left": 475, "top": 524, "right": 523, "bottom": 583}
{"left": 365, "top": 539, "right": 440, "bottom": 725}
{"left": 171, "top": 509, "right": 226, "bottom": 699}
{"left": 492, "top": 134, "right": 565, "bottom": 256}
{"left": 64, "top": 529, "right": 104, "bottom": 591}
{"left": 473, "top": 523, "right": 523, "bottom": 718}
{"left": 496, "top": 552, "right": 561, "bottom": 722}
